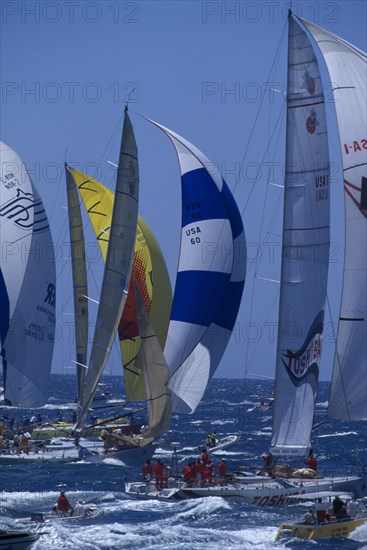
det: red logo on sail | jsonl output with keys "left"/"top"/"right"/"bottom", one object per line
{"left": 306, "top": 109, "right": 319, "bottom": 134}
{"left": 304, "top": 71, "right": 315, "bottom": 95}
{"left": 284, "top": 335, "right": 322, "bottom": 379}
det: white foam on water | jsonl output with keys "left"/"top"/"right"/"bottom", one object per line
{"left": 318, "top": 431, "right": 358, "bottom": 438}
{"left": 348, "top": 521, "right": 367, "bottom": 542}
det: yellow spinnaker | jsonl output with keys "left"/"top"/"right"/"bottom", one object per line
{"left": 69, "top": 168, "right": 172, "bottom": 400}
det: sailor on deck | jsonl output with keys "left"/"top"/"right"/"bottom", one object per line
{"left": 57, "top": 491, "right": 73, "bottom": 516}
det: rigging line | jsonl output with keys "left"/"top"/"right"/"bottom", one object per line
{"left": 242, "top": 89, "right": 285, "bottom": 376}
{"left": 236, "top": 16, "right": 288, "bottom": 207}
{"left": 325, "top": 293, "right": 352, "bottom": 423}
{"left": 243, "top": 188, "right": 282, "bottom": 375}
{"left": 99, "top": 110, "right": 125, "bottom": 183}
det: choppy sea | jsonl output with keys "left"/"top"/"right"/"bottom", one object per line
{"left": 1, "top": 375, "right": 366, "bottom": 549}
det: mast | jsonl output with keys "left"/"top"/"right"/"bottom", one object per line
{"left": 270, "top": 13, "right": 330, "bottom": 457}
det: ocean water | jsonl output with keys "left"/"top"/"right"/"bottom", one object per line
{"left": 0, "top": 375, "right": 366, "bottom": 549}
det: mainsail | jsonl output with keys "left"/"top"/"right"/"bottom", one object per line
{"left": 0, "top": 141, "right": 56, "bottom": 407}
{"left": 76, "top": 108, "right": 139, "bottom": 430}
{"left": 270, "top": 15, "right": 330, "bottom": 457}
{"left": 65, "top": 164, "right": 88, "bottom": 404}
{"left": 68, "top": 167, "right": 171, "bottom": 401}
{"left": 300, "top": 19, "right": 367, "bottom": 420}
{"left": 149, "top": 120, "right": 246, "bottom": 414}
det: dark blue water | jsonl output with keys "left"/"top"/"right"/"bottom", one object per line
{"left": 1, "top": 375, "right": 366, "bottom": 549}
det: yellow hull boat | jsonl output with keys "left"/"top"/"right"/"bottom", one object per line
{"left": 275, "top": 516, "right": 367, "bottom": 540}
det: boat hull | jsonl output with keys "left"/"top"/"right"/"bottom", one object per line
{"left": 77, "top": 442, "right": 156, "bottom": 465}
{"left": 0, "top": 530, "right": 40, "bottom": 549}
{"left": 275, "top": 516, "right": 367, "bottom": 540}
{"left": 125, "top": 475, "right": 367, "bottom": 506}
{"left": 197, "top": 435, "right": 239, "bottom": 453}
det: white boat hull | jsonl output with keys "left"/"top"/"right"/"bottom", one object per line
{"left": 125, "top": 475, "right": 367, "bottom": 506}
{"left": 198, "top": 435, "right": 239, "bottom": 453}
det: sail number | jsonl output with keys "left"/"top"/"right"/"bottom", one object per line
{"left": 186, "top": 202, "right": 202, "bottom": 221}
{"left": 186, "top": 226, "right": 202, "bottom": 245}
{"left": 315, "top": 174, "right": 329, "bottom": 201}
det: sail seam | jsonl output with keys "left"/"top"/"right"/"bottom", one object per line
{"left": 288, "top": 100, "right": 324, "bottom": 109}
{"left": 284, "top": 225, "right": 330, "bottom": 231}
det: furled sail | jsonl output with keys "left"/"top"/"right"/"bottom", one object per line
{"left": 149, "top": 120, "right": 246, "bottom": 414}
{"left": 68, "top": 168, "right": 171, "bottom": 401}
{"left": 270, "top": 16, "right": 330, "bottom": 457}
{"left": 0, "top": 141, "right": 56, "bottom": 407}
{"left": 300, "top": 19, "right": 367, "bottom": 420}
{"left": 76, "top": 108, "right": 139, "bottom": 430}
{"left": 65, "top": 164, "right": 88, "bottom": 404}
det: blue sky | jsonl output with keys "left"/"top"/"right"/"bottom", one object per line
{"left": 1, "top": 1, "right": 366, "bottom": 381}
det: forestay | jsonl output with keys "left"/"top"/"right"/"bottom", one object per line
{"left": 301, "top": 19, "right": 367, "bottom": 420}
{"left": 270, "top": 16, "right": 330, "bottom": 457}
{"left": 149, "top": 120, "right": 246, "bottom": 414}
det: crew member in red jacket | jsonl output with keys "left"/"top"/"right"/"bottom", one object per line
{"left": 194, "top": 458, "right": 204, "bottom": 487}
{"left": 56, "top": 491, "right": 73, "bottom": 515}
{"left": 218, "top": 458, "right": 227, "bottom": 479}
{"left": 201, "top": 447, "right": 210, "bottom": 466}
{"left": 182, "top": 462, "right": 193, "bottom": 485}
{"left": 304, "top": 450, "right": 317, "bottom": 471}
{"left": 153, "top": 458, "right": 166, "bottom": 489}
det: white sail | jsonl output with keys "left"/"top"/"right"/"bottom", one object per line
{"left": 0, "top": 141, "right": 56, "bottom": 407}
{"left": 76, "top": 108, "right": 139, "bottom": 429}
{"left": 65, "top": 164, "right": 88, "bottom": 404}
{"left": 300, "top": 20, "right": 367, "bottom": 420}
{"left": 148, "top": 120, "right": 246, "bottom": 414}
{"left": 270, "top": 16, "right": 330, "bottom": 457}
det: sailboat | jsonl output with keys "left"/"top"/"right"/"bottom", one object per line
{"left": 0, "top": 141, "right": 56, "bottom": 408}
{"left": 126, "top": 12, "right": 366, "bottom": 503}
{"left": 72, "top": 108, "right": 139, "bottom": 435}
{"left": 268, "top": 12, "right": 366, "bottom": 481}
{"left": 69, "top": 107, "right": 173, "bottom": 464}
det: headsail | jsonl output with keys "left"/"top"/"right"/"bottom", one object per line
{"left": 149, "top": 120, "right": 246, "bottom": 414}
{"left": 0, "top": 141, "right": 56, "bottom": 407}
{"left": 270, "top": 15, "right": 330, "bottom": 457}
{"left": 300, "top": 19, "right": 367, "bottom": 420}
{"left": 68, "top": 167, "right": 171, "bottom": 401}
{"left": 65, "top": 164, "right": 88, "bottom": 404}
{"left": 76, "top": 108, "right": 139, "bottom": 430}
{"left": 115, "top": 282, "right": 172, "bottom": 448}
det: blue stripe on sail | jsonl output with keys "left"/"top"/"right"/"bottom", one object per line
{"left": 170, "top": 271, "right": 230, "bottom": 326}
{"left": 221, "top": 181, "right": 244, "bottom": 239}
{"left": 0, "top": 268, "right": 10, "bottom": 388}
{"left": 0, "top": 268, "right": 10, "bottom": 345}
{"left": 213, "top": 280, "right": 245, "bottom": 330}
{"left": 181, "top": 168, "right": 227, "bottom": 227}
